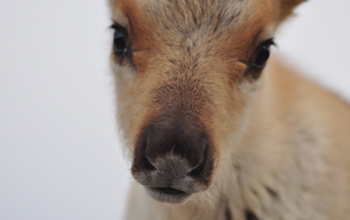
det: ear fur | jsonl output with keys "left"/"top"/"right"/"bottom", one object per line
{"left": 278, "top": 0, "right": 307, "bottom": 23}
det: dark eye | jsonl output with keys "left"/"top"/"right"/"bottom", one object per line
{"left": 112, "top": 24, "right": 127, "bottom": 55}
{"left": 253, "top": 40, "right": 274, "bottom": 69}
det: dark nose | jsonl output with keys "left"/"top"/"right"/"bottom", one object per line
{"left": 131, "top": 118, "right": 214, "bottom": 199}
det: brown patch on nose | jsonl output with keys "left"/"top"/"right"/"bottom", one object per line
{"left": 145, "top": 119, "right": 208, "bottom": 167}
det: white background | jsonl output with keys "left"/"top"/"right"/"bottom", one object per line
{"left": 0, "top": 1, "right": 349, "bottom": 220}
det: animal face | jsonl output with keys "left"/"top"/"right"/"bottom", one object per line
{"left": 109, "top": 0, "right": 305, "bottom": 204}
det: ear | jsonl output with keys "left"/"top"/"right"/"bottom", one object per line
{"left": 278, "top": 0, "right": 307, "bottom": 23}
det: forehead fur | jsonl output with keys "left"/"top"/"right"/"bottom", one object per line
{"left": 139, "top": 0, "right": 253, "bottom": 32}
{"left": 110, "top": 0, "right": 274, "bottom": 32}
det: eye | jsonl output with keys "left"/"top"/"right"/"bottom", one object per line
{"left": 112, "top": 24, "right": 128, "bottom": 55}
{"left": 253, "top": 39, "right": 274, "bottom": 69}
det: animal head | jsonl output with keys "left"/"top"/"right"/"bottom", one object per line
{"left": 109, "top": 0, "right": 305, "bottom": 204}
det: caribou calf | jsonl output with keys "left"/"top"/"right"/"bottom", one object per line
{"left": 109, "top": 0, "right": 350, "bottom": 219}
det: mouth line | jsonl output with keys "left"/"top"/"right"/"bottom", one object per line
{"left": 151, "top": 187, "right": 186, "bottom": 195}
{"left": 145, "top": 186, "right": 192, "bottom": 204}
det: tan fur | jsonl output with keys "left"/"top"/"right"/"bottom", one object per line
{"left": 109, "top": 0, "right": 350, "bottom": 219}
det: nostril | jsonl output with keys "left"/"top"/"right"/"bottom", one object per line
{"left": 188, "top": 159, "right": 205, "bottom": 177}
{"left": 188, "top": 143, "right": 209, "bottom": 177}
{"left": 143, "top": 155, "right": 157, "bottom": 171}
{"left": 139, "top": 126, "right": 158, "bottom": 171}
{"left": 136, "top": 128, "right": 158, "bottom": 171}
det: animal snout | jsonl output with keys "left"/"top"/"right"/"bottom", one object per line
{"left": 131, "top": 118, "right": 214, "bottom": 203}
